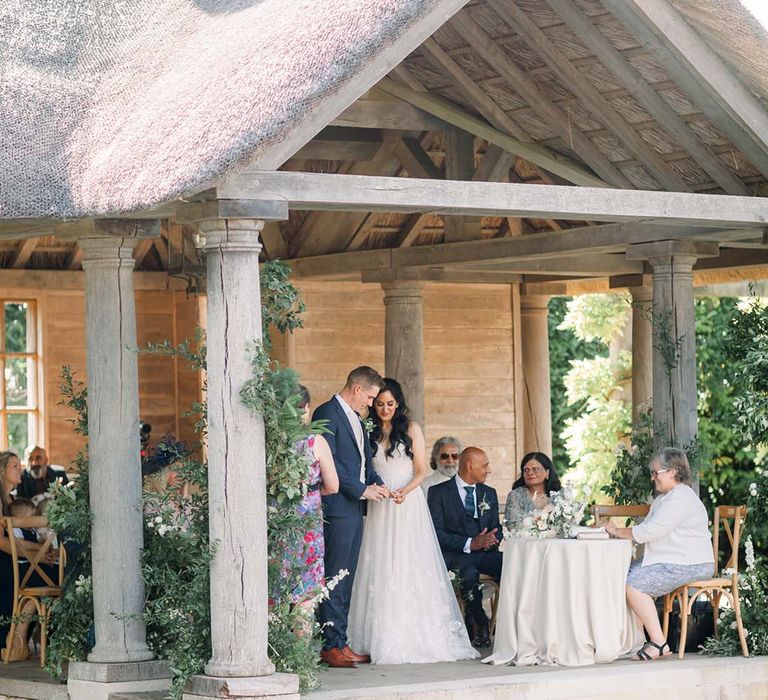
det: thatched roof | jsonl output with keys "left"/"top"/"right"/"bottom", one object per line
{"left": 4, "top": 0, "right": 768, "bottom": 288}
{"left": 0, "top": 0, "right": 447, "bottom": 219}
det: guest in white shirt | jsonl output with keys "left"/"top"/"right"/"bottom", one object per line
{"left": 604, "top": 447, "right": 715, "bottom": 661}
{"left": 420, "top": 436, "right": 463, "bottom": 493}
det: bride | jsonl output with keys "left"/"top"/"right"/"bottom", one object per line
{"left": 347, "top": 378, "right": 478, "bottom": 664}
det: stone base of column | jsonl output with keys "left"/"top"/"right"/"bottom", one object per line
{"left": 67, "top": 661, "right": 171, "bottom": 700}
{"left": 183, "top": 673, "right": 299, "bottom": 700}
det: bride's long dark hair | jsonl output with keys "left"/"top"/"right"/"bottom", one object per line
{"left": 370, "top": 377, "right": 413, "bottom": 459}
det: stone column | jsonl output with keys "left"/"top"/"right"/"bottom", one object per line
{"left": 519, "top": 294, "right": 552, "bottom": 456}
{"left": 630, "top": 285, "right": 653, "bottom": 424}
{"left": 79, "top": 235, "right": 154, "bottom": 664}
{"left": 382, "top": 280, "right": 425, "bottom": 427}
{"left": 198, "top": 218, "right": 274, "bottom": 678}
{"left": 627, "top": 241, "right": 718, "bottom": 448}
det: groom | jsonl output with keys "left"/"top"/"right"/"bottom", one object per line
{"left": 428, "top": 446, "right": 502, "bottom": 647}
{"left": 314, "top": 366, "right": 390, "bottom": 668}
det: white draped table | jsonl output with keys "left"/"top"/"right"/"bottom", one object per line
{"left": 482, "top": 538, "right": 644, "bottom": 666}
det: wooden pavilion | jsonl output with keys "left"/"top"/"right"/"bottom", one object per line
{"left": 2, "top": 1, "right": 768, "bottom": 698}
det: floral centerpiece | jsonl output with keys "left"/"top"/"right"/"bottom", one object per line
{"left": 505, "top": 490, "right": 585, "bottom": 539}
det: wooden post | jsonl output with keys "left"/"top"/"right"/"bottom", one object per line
{"left": 198, "top": 218, "right": 274, "bottom": 678}
{"left": 627, "top": 241, "right": 719, "bottom": 451}
{"left": 383, "top": 280, "right": 425, "bottom": 428}
{"left": 443, "top": 131, "right": 482, "bottom": 242}
{"left": 79, "top": 235, "right": 154, "bottom": 663}
{"left": 630, "top": 285, "right": 653, "bottom": 424}
{"left": 519, "top": 294, "right": 553, "bottom": 456}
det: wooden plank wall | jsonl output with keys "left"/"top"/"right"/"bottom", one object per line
{"left": 272, "top": 280, "right": 519, "bottom": 496}
{"left": 0, "top": 282, "right": 202, "bottom": 470}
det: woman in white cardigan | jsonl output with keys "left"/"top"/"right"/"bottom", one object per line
{"left": 604, "top": 447, "right": 714, "bottom": 661}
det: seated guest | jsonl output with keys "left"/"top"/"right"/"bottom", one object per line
{"left": 8, "top": 497, "right": 39, "bottom": 543}
{"left": 604, "top": 447, "right": 715, "bottom": 661}
{"left": 420, "top": 436, "right": 463, "bottom": 493}
{"left": 16, "top": 445, "right": 68, "bottom": 500}
{"left": 0, "top": 451, "right": 59, "bottom": 661}
{"left": 504, "top": 452, "right": 561, "bottom": 527}
{"left": 428, "top": 447, "right": 502, "bottom": 648}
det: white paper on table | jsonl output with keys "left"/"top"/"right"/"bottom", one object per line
{"left": 572, "top": 525, "right": 610, "bottom": 540}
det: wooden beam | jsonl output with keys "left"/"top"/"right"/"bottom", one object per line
{"left": 444, "top": 130, "right": 482, "bottom": 242}
{"left": 376, "top": 77, "right": 607, "bottom": 187}
{"left": 289, "top": 222, "right": 734, "bottom": 278}
{"left": 492, "top": 0, "right": 687, "bottom": 192}
{"left": 0, "top": 269, "right": 187, "bottom": 291}
{"left": 331, "top": 99, "right": 449, "bottom": 131}
{"left": 454, "top": 253, "right": 644, "bottom": 276}
{"left": 386, "top": 134, "right": 442, "bottom": 179}
{"left": 65, "top": 246, "right": 83, "bottom": 270}
{"left": 361, "top": 267, "right": 523, "bottom": 284}
{"left": 603, "top": 0, "right": 768, "bottom": 178}
{"left": 293, "top": 127, "right": 382, "bottom": 161}
{"left": 549, "top": 0, "right": 748, "bottom": 195}
{"left": 250, "top": 0, "right": 470, "bottom": 169}
{"left": 449, "top": 15, "right": 633, "bottom": 189}
{"left": 288, "top": 142, "right": 399, "bottom": 257}
{"left": 9, "top": 238, "right": 39, "bottom": 269}
{"left": 132, "top": 238, "right": 156, "bottom": 268}
{"left": 217, "top": 170, "right": 768, "bottom": 228}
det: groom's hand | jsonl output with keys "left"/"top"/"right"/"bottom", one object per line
{"left": 470, "top": 528, "right": 499, "bottom": 551}
{"left": 362, "top": 484, "right": 390, "bottom": 501}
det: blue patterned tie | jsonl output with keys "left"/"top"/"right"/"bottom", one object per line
{"left": 463, "top": 486, "right": 476, "bottom": 518}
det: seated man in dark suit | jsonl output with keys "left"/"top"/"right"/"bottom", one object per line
{"left": 428, "top": 446, "right": 502, "bottom": 647}
{"left": 17, "top": 445, "right": 69, "bottom": 500}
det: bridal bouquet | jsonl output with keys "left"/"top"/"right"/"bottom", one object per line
{"left": 505, "top": 490, "right": 585, "bottom": 539}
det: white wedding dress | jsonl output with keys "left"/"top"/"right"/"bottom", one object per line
{"left": 348, "top": 443, "right": 479, "bottom": 664}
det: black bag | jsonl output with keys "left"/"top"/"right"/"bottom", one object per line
{"left": 656, "top": 597, "right": 715, "bottom": 653}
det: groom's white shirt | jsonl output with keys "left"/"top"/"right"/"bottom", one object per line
{"left": 335, "top": 393, "right": 366, "bottom": 483}
{"left": 454, "top": 474, "right": 476, "bottom": 554}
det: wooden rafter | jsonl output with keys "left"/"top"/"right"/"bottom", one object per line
{"left": 377, "top": 76, "right": 606, "bottom": 187}
{"left": 604, "top": 0, "right": 768, "bottom": 178}
{"left": 64, "top": 245, "right": 83, "bottom": 270}
{"left": 549, "top": 0, "right": 749, "bottom": 196}
{"left": 450, "top": 13, "right": 633, "bottom": 189}
{"left": 132, "top": 238, "right": 156, "bottom": 268}
{"left": 492, "top": 0, "right": 687, "bottom": 192}
{"left": 9, "top": 238, "right": 39, "bottom": 269}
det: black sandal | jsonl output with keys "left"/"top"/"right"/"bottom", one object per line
{"left": 632, "top": 640, "right": 671, "bottom": 661}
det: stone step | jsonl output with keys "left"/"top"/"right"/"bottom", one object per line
{"left": 109, "top": 691, "right": 169, "bottom": 700}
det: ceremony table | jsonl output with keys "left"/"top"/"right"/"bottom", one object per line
{"left": 482, "top": 538, "right": 644, "bottom": 666}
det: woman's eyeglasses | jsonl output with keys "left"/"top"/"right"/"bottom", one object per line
{"left": 523, "top": 467, "right": 544, "bottom": 475}
{"left": 439, "top": 453, "right": 459, "bottom": 461}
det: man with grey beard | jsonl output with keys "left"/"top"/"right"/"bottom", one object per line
{"left": 17, "top": 445, "right": 69, "bottom": 499}
{"left": 420, "top": 436, "right": 463, "bottom": 493}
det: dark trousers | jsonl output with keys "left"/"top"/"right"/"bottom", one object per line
{"left": 443, "top": 549, "right": 503, "bottom": 623}
{"left": 317, "top": 513, "right": 363, "bottom": 650}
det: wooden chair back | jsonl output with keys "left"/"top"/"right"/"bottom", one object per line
{"left": 591, "top": 503, "right": 650, "bottom": 525}
{"left": 712, "top": 505, "right": 747, "bottom": 576}
{"left": 2, "top": 516, "right": 65, "bottom": 590}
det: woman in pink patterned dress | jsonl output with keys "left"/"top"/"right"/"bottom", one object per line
{"left": 287, "top": 386, "right": 338, "bottom": 627}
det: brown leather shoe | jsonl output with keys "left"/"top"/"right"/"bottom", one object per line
{"left": 320, "top": 647, "right": 358, "bottom": 668}
{"left": 341, "top": 645, "right": 371, "bottom": 664}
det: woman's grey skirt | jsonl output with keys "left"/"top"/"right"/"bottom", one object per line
{"left": 626, "top": 558, "right": 715, "bottom": 598}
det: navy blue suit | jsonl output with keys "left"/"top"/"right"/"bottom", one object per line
{"left": 428, "top": 477, "right": 503, "bottom": 623}
{"left": 313, "top": 397, "right": 383, "bottom": 650}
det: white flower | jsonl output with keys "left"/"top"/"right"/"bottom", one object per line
{"left": 154, "top": 515, "right": 163, "bottom": 524}
{"left": 448, "top": 571, "right": 456, "bottom": 581}
{"left": 749, "top": 483, "right": 758, "bottom": 497}
{"left": 157, "top": 524, "right": 169, "bottom": 536}
{"left": 745, "top": 537, "right": 756, "bottom": 570}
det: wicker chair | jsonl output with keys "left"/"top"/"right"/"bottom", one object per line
{"left": 662, "top": 505, "right": 749, "bottom": 659}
